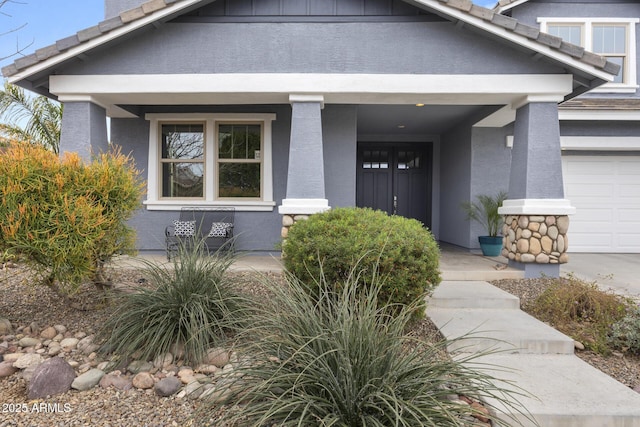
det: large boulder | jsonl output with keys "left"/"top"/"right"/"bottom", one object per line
{"left": 27, "top": 357, "right": 76, "bottom": 399}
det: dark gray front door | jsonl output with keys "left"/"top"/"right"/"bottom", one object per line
{"left": 356, "top": 143, "right": 432, "bottom": 228}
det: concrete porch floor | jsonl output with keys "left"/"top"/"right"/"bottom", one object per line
{"left": 110, "top": 243, "right": 525, "bottom": 281}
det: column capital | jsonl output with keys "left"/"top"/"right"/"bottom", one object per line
{"left": 289, "top": 94, "right": 325, "bottom": 109}
{"left": 278, "top": 198, "right": 330, "bottom": 215}
{"left": 498, "top": 199, "right": 576, "bottom": 215}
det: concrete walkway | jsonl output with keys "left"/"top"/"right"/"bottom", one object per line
{"left": 562, "top": 253, "right": 640, "bottom": 298}
{"left": 428, "top": 281, "right": 640, "bottom": 426}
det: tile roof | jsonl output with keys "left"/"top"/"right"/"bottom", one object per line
{"left": 1, "top": 0, "right": 620, "bottom": 80}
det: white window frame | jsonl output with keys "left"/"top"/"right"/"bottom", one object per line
{"left": 539, "top": 17, "right": 639, "bottom": 93}
{"left": 144, "top": 113, "right": 276, "bottom": 211}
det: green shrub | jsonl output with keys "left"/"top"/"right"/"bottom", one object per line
{"left": 199, "top": 267, "right": 531, "bottom": 426}
{"left": 527, "top": 276, "right": 627, "bottom": 354}
{"left": 282, "top": 207, "right": 440, "bottom": 318}
{"left": 98, "top": 241, "right": 249, "bottom": 366}
{"left": 0, "top": 141, "right": 144, "bottom": 294}
{"left": 608, "top": 305, "right": 640, "bottom": 354}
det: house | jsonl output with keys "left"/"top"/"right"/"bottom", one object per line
{"left": 1, "top": 0, "right": 629, "bottom": 278}
{"left": 495, "top": 0, "right": 640, "bottom": 256}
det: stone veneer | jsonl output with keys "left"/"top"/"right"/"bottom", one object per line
{"left": 281, "top": 214, "right": 309, "bottom": 239}
{"left": 502, "top": 215, "right": 570, "bottom": 264}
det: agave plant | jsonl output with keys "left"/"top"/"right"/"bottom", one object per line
{"left": 461, "top": 191, "right": 509, "bottom": 237}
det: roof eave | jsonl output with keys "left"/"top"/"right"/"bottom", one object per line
{"left": 3, "top": 0, "right": 216, "bottom": 89}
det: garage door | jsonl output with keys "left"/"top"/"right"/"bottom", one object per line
{"left": 562, "top": 156, "right": 640, "bottom": 253}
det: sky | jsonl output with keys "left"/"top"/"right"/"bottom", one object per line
{"left": 0, "top": 0, "right": 498, "bottom": 72}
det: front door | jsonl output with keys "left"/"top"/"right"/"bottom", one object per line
{"left": 356, "top": 143, "right": 432, "bottom": 228}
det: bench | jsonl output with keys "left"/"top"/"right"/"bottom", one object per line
{"left": 165, "top": 207, "right": 235, "bottom": 259}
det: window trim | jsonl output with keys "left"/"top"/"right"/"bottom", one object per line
{"left": 539, "top": 17, "right": 639, "bottom": 93}
{"left": 145, "top": 113, "right": 276, "bottom": 211}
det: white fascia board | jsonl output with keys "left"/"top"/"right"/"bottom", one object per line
{"left": 51, "top": 73, "right": 573, "bottom": 100}
{"left": 499, "top": 199, "right": 576, "bottom": 215}
{"left": 495, "top": 0, "right": 529, "bottom": 14}
{"left": 7, "top": 0, "right": 211, "bottom": 84}
{"left": 505, "top": 135, "right": 640, "bottom": 150}
{"left": 411, "top": 0, "right": 614, "bottom": 83}
{"left": 559, "top": 109, "right": 640, "bottom": 121}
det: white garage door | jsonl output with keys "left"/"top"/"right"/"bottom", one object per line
{"left": 562, "top": 156, "right": 640, "bottom": 253}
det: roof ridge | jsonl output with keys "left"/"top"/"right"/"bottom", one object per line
{"left": 1, "top": 0, "right": 183, "bottom": 77}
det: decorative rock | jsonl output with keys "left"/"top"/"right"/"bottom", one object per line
{"left": 72, "top": 368, "right": 105, "bottom": 391}
{"left": 521, "top": 229, "right": 532, "bottom": 239}
{"left": 14, "top": 353, "right": 44, "bottom": 369}
{"left": 184, "top": 380, "right": 205, "bottom": 399}
{"left": 206, "top": 347, "right": 230, "bottom": 368}
{"left": 128, "top": 360, "right": 154, "bottom": 374}
{"left": 559, "top": 253, "right": 569, "bottom": 263}
{"left": 78, "top": 335, "right": 99, "bottom": 355}
{"left": 529, "top": 238, "right": 541, "bottom": 255}
{"left": 18, "top": 337, "right": 41, "bottom": 348}
{"left": 539, "top": 223, "right": 547, "bottom": 236}
{"left": 516, "top": 239, "right": 529, "bottom": 253}
{"left": 53, "top": 325, "right": 67, "bottom": 334}
{"left": 40, "top": 326, "right": 57, "bottom": 340}
{"left": 196, "top": 364, "right": 220, "bottom": 375}
{"left": 517, "top": 216, "right": 529, "bottom": 229}
{"left": 520, "top": 253, "right": 536, "bottom": 263}
{"left": 557, "top": 234, "right": 565, "bottom": 253}
{"left": 3, "top": 353, "right": 23, "bottom": 363}
{"left": 282, "top": 215, "right": 294, "bottom": 227}
{"left": 48, "top": 343, "right": 62, "bottom": 356}
{"left": 528, "top": 221, "right": 540, "bottom": 232}
{"left": 100, "top": 373, "right": 133, "bottom": 390}
{"left": 155, "top": 376, "right": 182, "bottom": 397}
{"left": 557, "top": 216, "right": 570, "bottom": 234}
{"left": 27, "top": 357, "right": 76, "bottom": 399}
{"left": 0, "top": 360, "right": 18, "bottom": 377}
{"left": 535, "top": 253, "right": 550, "bottom": 263}
{"left": 574, "top": 341, "right": 585, "bottom": 351}
{"left": 281, "top": 227, "right": 289, "bottom": 239}
{"left": 0, "top": 318, "right": 13, "bottom": 335}
{"left": 541, "top": 236, "right": 553, "bottom": 254}
{"left": 154, "top": 352, "right": 173, "bottom": 369}
{"left": 133, "top": 371, "right": 155, "bottom": 389}
{"left": 547, "top": 225, "right": 559, "bottom": 240}
{"left": 471, "top": 401, "right": 490, "bottom": 423}
{"left": 60, "top": 337, "right": 79, "bottom": 351}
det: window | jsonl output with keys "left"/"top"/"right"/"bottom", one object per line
{"left": 145, "top": 113, "right": 276, "bottom": 211}
{"left": 539, "top": 18, "right": 639, "bottom": 92}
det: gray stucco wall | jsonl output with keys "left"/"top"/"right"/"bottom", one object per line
{"left": 110, "top": 103, "right": 357, "bottom": 252}
{"left": 438, "top": 121, "right": 472, "bottom": 247}
{"left": 509, "top": 0, "right": 640, "bottom": 98}
{"left": 59, "top": 102, "right": 109, "bottom": 161}
{"left": 61, "top": 21, "right": 564, "bottom": 76}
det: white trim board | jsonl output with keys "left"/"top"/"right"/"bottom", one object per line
{"left": 50, "top": 73, "right": 574, "bottom": 118}
{"left": 506, "top": 136, "right": 640, "bottom": 151}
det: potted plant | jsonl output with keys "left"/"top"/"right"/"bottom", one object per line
{"left": 461, "top": 191, "right": 508, "bottom": 257}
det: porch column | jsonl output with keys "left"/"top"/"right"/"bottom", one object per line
{"left": 279, "top": 95, "right": 330, "bottom": 238}
{"left": 499, "top": 101, "right": 575, "bottom": 278}
{"left": 59, "top": 101, "right": 108, "bottom": 161}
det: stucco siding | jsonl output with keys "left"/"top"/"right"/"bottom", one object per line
{"left": 509, "top": 0, "right": 640, "bottom": 98}
{"left": 438, "top": 122, "right": 472, "bottom": 248}
{"left": 60, "top": 21, "right": 565, "bottom": 76}
{"left": 110, "top": 104, "right": 358, "bottom": 252}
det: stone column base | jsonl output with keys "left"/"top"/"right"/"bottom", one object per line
{"left": 502, "top": 215, "right": 570, "bottom": 264}
{"left": 281, "top": 214, "right": 310, "bottom": 239}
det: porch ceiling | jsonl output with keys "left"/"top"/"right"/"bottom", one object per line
{"left": 357, "top": 104, "right": 485, "bottom": 135}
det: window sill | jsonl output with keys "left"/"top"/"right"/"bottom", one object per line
{"left": 144, "top": 200, "right": 276, "bottom": 211}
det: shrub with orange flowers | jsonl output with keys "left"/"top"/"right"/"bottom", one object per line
{"left": 0, "top": 141, "right": 144, "bottom": 295}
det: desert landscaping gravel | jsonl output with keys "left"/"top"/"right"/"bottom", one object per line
{"left": 1, "top": 263, "right": 639, "bottom": 426}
